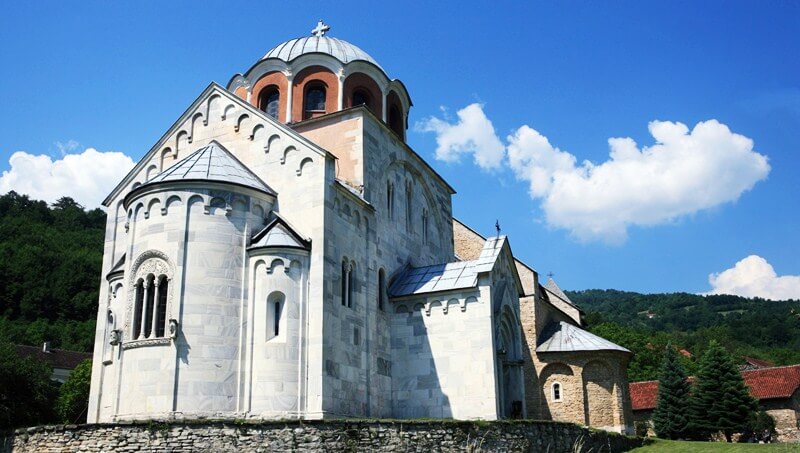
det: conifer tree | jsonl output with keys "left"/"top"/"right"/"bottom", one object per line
{"left": 687, "top": 341, "right": 758, "bottom": 442}
{"left": 652, "top": 345, "right": 691, "bottom": 439}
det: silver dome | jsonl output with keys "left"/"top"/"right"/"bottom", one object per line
{"left": 262, "top": 36, "right": 383, "bottom": 71}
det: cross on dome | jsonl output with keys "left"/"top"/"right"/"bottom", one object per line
{"left": 311, "top": 20, "right": 330, "bottom": 37}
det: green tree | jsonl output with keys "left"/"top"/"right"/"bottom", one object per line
{"left": 0, "top": 340, "right": 58, "bottom": 429}
{"left": 687, "top": 341, "right": 758, "bottom": 442}
{"left": 652, "top": 346, "right": 691, "bottom": 439}
{"left": 55, "top": 359, "right": 92, "bottom": 423}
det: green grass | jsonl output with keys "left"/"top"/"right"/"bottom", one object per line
{"left": 631, "top": 439, "right": 799, "bottom": 452}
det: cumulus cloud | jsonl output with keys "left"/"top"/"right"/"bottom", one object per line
{"left": 0, "top": 148, "right": 135, "bottom": 208}
{"left": 707, "top": 255, "right": 800, "bottom": 301}
{"left": 419, "top": 104, "right": 771, "bottom": 244}
{"left": 416, "top": 104, "right": 505, "bottom": 170}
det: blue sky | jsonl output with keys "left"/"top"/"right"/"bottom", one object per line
{"left": 0, "top": 1, "right": 798, "bottom": 295}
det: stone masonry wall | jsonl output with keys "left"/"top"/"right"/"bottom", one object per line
{"left": 1, "top": 420, "right": 642, "bottom": 453}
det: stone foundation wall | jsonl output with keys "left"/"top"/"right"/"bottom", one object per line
{"left": 1, "top": 420, "right": 642, "bottom": 453}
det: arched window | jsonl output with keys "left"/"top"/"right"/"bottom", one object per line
{"left": 258, "top": 87, "right": 280, "bottom": 119}
{"left": 352, "top": 89, "right": 370, "bottom": 109}
{"left": 131, "top": 273, "right": 169, "bottom": 341}
{"left": 267, "top": 291, "right": 285, "bottom": 339}
{"left": 388, "top": 104, "right": 403, "bottom": 138}
{"left": 340, "top": 260, "right": 356, "bottom": 308}
{"left": 132, "top": 279, "right": 144, "bottom": 339}
{"left": 378, "top": 268, "right": 387, "bottom": 311}
{"left": 552, "top": 382, "right": 562, "bottom": 402}
{"left": 304, "top": 84, "right": 326, "bottom": 118}
{"left": 155, "top": 276, "right": 168, "bottom": 337}
{"left": 386, "top": 181, "right": 394, "bottom": 220}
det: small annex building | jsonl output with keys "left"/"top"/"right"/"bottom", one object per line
{"left": 87, "top": 21, "right": 633, "bottom": 433}
{"left": 630, "top": 364, "right": 800, "bottom": 441}
{"left": 16, "top": 343, "right": 92, "bottom": 383}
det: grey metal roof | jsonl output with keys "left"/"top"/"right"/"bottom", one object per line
{"left": 389, "top": 237, "right": 506, "bottom": 297}
{"left": 543, "top": 278, "right": 578, "bottom": 308}
{"left": 250, "top": 214, "right": 310, "bottom": 250}
{"left": 536, "top": 321, "right": 630, "bottom": 354}
{"left": 263, "top": 36, "right": 382, "bottom": 70}
{"left": 143, "top": 142, "right": 275, "bottom": 195}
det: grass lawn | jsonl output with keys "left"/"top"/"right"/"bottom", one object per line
{"left": 630, "top": 438, "right": 800, "bottom": 452}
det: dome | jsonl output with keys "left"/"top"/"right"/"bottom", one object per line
{"left": 262, "top": 21, "right": 383, "bottom": 71}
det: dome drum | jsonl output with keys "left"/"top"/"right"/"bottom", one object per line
{"left": 228, "top": 21, "right": 411, "bottom": 140}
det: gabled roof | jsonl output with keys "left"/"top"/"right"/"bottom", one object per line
{"left": 136, "top": 141, "right": 275, "bottom": 196}
{"left": 389, "top": 236, "right": 516, "bottom": 297}
{"left": 15, "top": 345, "right": 92, "bottom": 370}
{"left": 536, "top": 321, "right": 630, "bottom": 354}
{"left": 630, "top": 364, "right": 800, "bottom": 411}
{"left": 106, "top": 254, "right": 126, "bottom": 280}
{"left": 543, "top": 278, "right": 578, "bottom": 308}
{"left": 103, "top": 82, "right": 332, "bottom": 207}
{"left": 250, "top": 213, "right": 310, "bottom": 250}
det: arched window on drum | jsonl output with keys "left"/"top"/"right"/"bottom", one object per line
{"left": 258, "top": 86, "right": 280, "bottom": 119}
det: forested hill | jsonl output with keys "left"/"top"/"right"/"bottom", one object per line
{"left": 568, "top": 289, "right": 800, "bottom": 381}
{"left": 0, "top": 192, "right": 105, "bottom": 352}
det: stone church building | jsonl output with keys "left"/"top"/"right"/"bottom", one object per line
{"left": 87, "top": 22, "right": 633, "bottom": 433}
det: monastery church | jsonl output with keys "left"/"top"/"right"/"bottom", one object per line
{"left": 87, "top": 21, "right": 634, "bottom": 433}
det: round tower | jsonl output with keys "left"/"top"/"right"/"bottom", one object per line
{"left": 115, "top": 141, "right": 276, "bottom": 419}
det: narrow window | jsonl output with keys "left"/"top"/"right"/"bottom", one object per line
{"left": 156, "top": 276, "right": 168, "bottom": 337}
{"left": 378, "top": 268, "right": 386, "bottom": 311}
{"left": 405, "top": 182, "right": 413, "bottom": 231}
{"left": 552, "top": 382, "right": 562, "bottom": 402}
{"left": 273, "top": 300, "right": 282, "bottom": 336}
{"left": 347, "top": 262, "right": 355, "bottom": 308}
{"left": 341, "top": 260, "right": 350, "bottom": 307}
{"left": 386, "top": 181, "right": 394, "bottom": 219}
{"left": 304, "top": 84, "right": 326, "bottom": 118}
{"left": 258, "top": 87, "right": 280, "bottom": 119}
{"left": 143, "top": 275, "right": 155, "bottom": 338}
{"left": 422, "top": 209, "right": 429, "bottom": 244}
{"left": 132, "top": 280, "right": 143, "bottom": 339}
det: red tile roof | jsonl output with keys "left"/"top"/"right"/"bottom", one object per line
{"left": 629, "top": 380, "right": 659, "bottom": 411}
{"left": 630, "top": 365, "right": 800, "bottom": 411}
{"left": 15, "top": 344, "right": 92, "bottom": 370}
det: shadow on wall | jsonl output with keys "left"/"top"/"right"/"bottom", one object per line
{"left": 391, "top": 303, "right": 452, "bottom": 418}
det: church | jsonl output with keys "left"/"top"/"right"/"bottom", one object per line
{"left": 87, "top": 21, "right": 634, "bottom": 434}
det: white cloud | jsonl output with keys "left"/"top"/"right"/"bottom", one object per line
{"left": 0, "top": 148, "right": 135, "bottom": 208}
{"left": 416, "top": 103, "right": 505, "bottom": 170}
{"left": 55, "top": 139, "right": 80, "bottom": 156}
{"left": 707, "top": 255, "right": 800, "bottom": 301}
{"left": 419, "top": 104, "right": 771, "bottom": 244}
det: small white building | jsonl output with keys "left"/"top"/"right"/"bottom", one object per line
{"left": 88, "top": 22, "right": 632, "bottom": 431}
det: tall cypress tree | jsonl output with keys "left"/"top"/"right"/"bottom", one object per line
{"left": 687, "top": 341, "right": 759, "bottom": 442}
{"left": 652, "top": 345, "right": 691, "bottom": 439}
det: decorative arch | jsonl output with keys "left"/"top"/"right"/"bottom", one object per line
{"left": 235, "top": 113, "right": 250, "bottom": 133}
{"left": 292, "top": 65, "right": 338, "bottom": 121}
{"left": 206, "top": 94, "right": 222, "bottom": 123}
{"left": 189, "top": 112, "right": 204, "bottom": 142}
{"left": 265, "top": 134, "right": 280, "bottom": 153}
{"left": 384, "top": 160, "right": 447, "bottom": 238}
{"left": 297, "top": 157, "right": 313, "bottom": 176}
{"left": 145, "top": 164, "right": 158, "bottom": 182}
{"left": 125, "top": 250, "right": 174, "bottom": 342}
{"left": 343, "top": 72, "right": 382, "bottom": 118}
{"left": 281, "top": 145, "right": 296, "bottom": 164}
{"left": 582, "top": 360, "right": 617, "bottom": 428}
